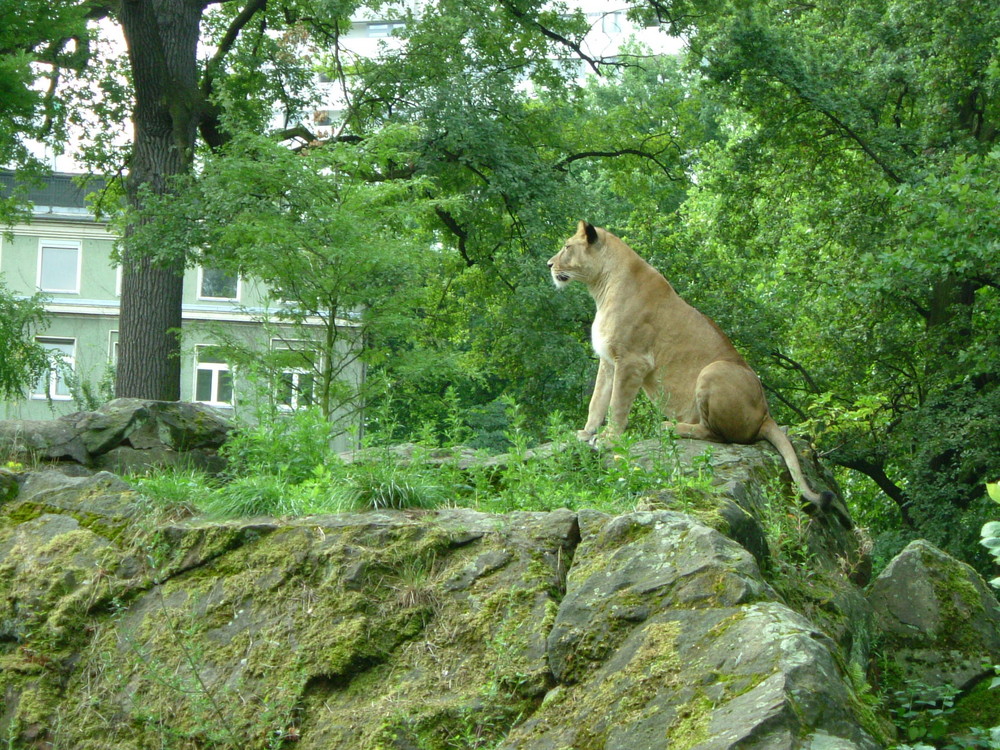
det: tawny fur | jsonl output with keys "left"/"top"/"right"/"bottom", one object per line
{"left": 548, "top": 221, "right": 831, "bottom": 509}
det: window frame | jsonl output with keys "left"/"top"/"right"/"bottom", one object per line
{"left": 31, "top": 336, "right": 76, "bottom": 401}
{"left": 197, "top": 266, "right": 241, "bottom": 302}
{"left": 193, "top": 346, "right": 234, "bottom": 407}
{"left": 36, "top": 239, "right": 82, "bottom": 293}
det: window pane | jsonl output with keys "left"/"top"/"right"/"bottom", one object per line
{"left": 40, "top": 246, "right": 79, "bottom": 291}
{"left": 53, "top": 363, "right": 72, "bottom": 397}
{"left": 197, "top": 347, "right": 227, "bottom": 364}
{"left": 217, "top": 370, "right": 233, "bottom": 404}
{"left": 196, "top": 369, "right": 215, "bottom": 402}
{"left": 33, "top": 371, "right": 49, "bottom": 397}
{"left": 298, "top": 373, "right": 315, "bottom": 406}
{"left": 200, "top": 267, "right": 238, "bottom": 299}
{"left": 277, "top": 372, "right": 295, "bottom": 407}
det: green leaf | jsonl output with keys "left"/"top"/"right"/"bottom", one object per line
{"left": 988, "top": 482, "right": 1000, "bottom": 505}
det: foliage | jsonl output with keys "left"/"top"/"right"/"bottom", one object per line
{"left": 0, "top": 279, "right": 49, "bottom": 400}
{"left": 133, "top": 130, "right": 439, "bottom": 422}
{"left": 131, "top": 399, "right": 720, "bottom": 522}
{"left": 0, "top": 0, "right": 92, "bottom": 188}
{"left": 887, "top": 673, "right": 1000, "bottom": 750}
{"left": 5, "top": 0, "right": 999, "bottom": 576}
{"left": 982, "top": 482, "right": 1000, "bottom": 590}
{"left": 640, "top": 0, "right": 1000, "bottom": 567}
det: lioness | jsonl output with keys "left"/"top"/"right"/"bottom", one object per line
{"left": 548, "top": 221, "right": 833, "bottom": 510}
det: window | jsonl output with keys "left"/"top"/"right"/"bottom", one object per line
{"left": 277, "top": 369, "right": 316, "bottom": 411}
{"left": 32, "top": 337, "right": 75, "bottom": 400}
{"left": 602, "top": 11, "right": 624, "bottom": 34}
{"left": 194, "top": 347, "right": 233, "bottom": 406}
{"left": 109, "top": 331, "right": 119, "bottom": 365}
{"left": 198, "top": 266, "right": 239, "bottom": 301}
{"left": 37, "top": 240, "right": 81, "bottom": 293}
{"left": 272, "top": 343, "right": 317, "bottom": 410}
{"left": 367, "top": 21, "right": 404, "bottom": 37}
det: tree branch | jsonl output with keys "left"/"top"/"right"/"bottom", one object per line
{"left": 435, "top": 207, "right": 473, "bottom": 267}
{"left": 834, "top": 456, "right": 915, "bottom": 528}
{"left": 554, "top": 147, "right": 681, "bottom": 178}
{"left": 495, "top": 0, "right": 603, "bottom": 76}
{"left": 770, "top": 350, "right": 821, "bottom": 394}
{"left": 198, "top": 0, "right": 268, "bottom": 148}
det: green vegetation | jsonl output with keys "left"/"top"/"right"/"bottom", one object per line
{"left": 4, "top": 0, "right": 998, "bottom": 576}
{"left": 5, "top": 2, "right": 1000, "bottom": 744}
{"left": 0, "top": 280, "right": 49, "bottom": 400}
{"left": 981, "top": 483, "right": 1000, "bottom": 590}
{"left": 129, "top": 402, "right": 717, "bottom": 521}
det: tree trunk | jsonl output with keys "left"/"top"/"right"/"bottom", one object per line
{"left": 115, "top": 0, "right": 205, "bottom": 400}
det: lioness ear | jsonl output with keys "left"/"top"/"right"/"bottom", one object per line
{"left": 583, "top": 222, "right": 598, "bottom": 245}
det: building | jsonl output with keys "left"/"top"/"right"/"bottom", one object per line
{"left": 0, "top": 171, "right": 362, "bottom": 450}
{"left": 300, "top": 2, "right": 678, "bottom": 140}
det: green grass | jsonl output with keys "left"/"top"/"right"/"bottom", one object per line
{"left": 128, "top": 422, "right": 713, "bottom": 522}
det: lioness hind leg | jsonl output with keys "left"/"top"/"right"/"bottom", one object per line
{"left": 671, "top": 421, "right": 722, "bottom": 441}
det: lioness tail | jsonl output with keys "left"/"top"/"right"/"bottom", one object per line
{"left": 759, "top": 418, "right": 834, "bottom": 511}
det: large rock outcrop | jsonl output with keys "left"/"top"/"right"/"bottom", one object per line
{"left": 0, "top": 426, "right": 899, "bottom": 749}
{"left": 867, "top": 539, "right": 1000, "bottom": 691}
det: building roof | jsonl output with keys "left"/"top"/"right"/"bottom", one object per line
{"left": 0, "top": 170, "right": 106, "bottom": 218}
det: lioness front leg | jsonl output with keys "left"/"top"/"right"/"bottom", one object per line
{"left": 579, "top": 358, "right": 614, "bottom": 442}
{"left": 601, "top": 359, "right": 647, "bottom": 442}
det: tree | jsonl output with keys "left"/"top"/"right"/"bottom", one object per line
{"left": 135, "top": 130, "right": 436, "bottom": 427}
{"left": 0, "top": 280, "right": 49, "bottom": 400}
{"left": 1, "top": 0, "right": 95, "bottom": 222}
{"left": 3, "top": 0, "right": 342, "bottom": 400}
{"left": 632, "top": 0, "right": 1000, "bottom": 560}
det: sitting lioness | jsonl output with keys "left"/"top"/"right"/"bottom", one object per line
{"left": 548, "top": 221, "right": 833, "bottom": 510}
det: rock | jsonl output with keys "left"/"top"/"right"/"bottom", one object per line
{"left": 0, "top": 468, "right": 17, "bottom": 503}
{"left": 17, "top": 469, "right": 136, "bottom": 519}
{"left": 0, "top": 418, "right": 89, "bottom": 463}
{"left": 63, "top": 398, "right": 153, "bottom": 456}
{"left": 0, "top": 440, "right": 891, "bottom": 749}
{"left": 0, "top": 399, "right": 231, "bottom": 473}
{"left": 867, "top": 539, "right": 1000, "bottom": 690}
{"left": 521, "top": 510, "right": 881, "bottom": 750}
{"left": 93, "top": 445, "right": 227, "bottom": 475}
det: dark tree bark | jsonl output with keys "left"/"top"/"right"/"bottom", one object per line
{"left": 115, "top": 0, "right": 206, "bottom": 400}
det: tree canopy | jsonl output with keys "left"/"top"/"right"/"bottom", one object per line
{"left": 2, "top": 0, "right": 998, "bottom": 568}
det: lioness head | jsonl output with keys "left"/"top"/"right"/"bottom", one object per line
{"left": 547, "top": 221, "right": 600, "bottom": 288}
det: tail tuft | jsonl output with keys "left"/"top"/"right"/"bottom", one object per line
{"left": 817, "top": 490, "right": 835, "bottom": 511}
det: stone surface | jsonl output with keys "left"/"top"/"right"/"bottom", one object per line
{"left": 867, "top": 539, "right": 1000, "bottom": 690}
{"left": 0, "top": 399, "right": 231, "bottom": 473}
{"left": 0, "top": 446, "right": 896, "bottom": 750}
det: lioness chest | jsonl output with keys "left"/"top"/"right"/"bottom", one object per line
{"left": 591, "top": 311, "right": 612, "bottom": 362}
{"left": 591, "top": 305, "right": 657, "bottom": 369}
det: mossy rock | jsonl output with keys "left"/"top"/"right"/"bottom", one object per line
{"left": 868, "top": 539, "right": 1000, "bottom": 690}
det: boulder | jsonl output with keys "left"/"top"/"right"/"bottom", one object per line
{"left": 867, "top": 539, "right": 1000, "bottom": 690}
{"left": 0, "top": 418, "right": 89, "bottom": 463}
{"left": 0, "top": 399, "right": 231, "bottom": 473}
{"left": 515, "top": 509, "right": 881, "bottom": 750}
{"left": 0, "top": 462, "right": 888, "bottom": 749}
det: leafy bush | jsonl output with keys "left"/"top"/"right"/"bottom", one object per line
{"left": 981, "top": 482, "right": 1000, "bottom": 590}
{"left": 220, "top": 406, "right": 336, "bottom": 483}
